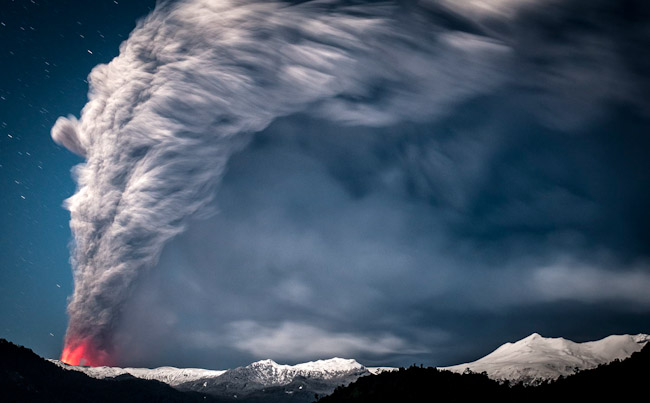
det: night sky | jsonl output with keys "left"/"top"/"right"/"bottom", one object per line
{"left": 1, "top": 0, "right": 156, "bottom": 360}
{"left": 2, "top": 0, "right": 650, "bottom": 370}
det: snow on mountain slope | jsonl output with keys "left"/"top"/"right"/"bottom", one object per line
{"left": 172, "top": 357, "right": 371, "bottom": 401}
{"left": 367, "top": 366, "right": 398, "bottom": 375}
{"left": 51, "top": 356, "right": 372, "bottom": 401}
{"left": 189, "top": 357, "right": 367, "bottom": 388}
{"left": 51, "top": 357, "right": 367, "bottom": 388}
{"left": 442, "top": 333, "right": 650, "bottom": 385}
{"left": 293, "top": 357, "right": 365, "bottom": 375}
{"left": 50, "top": 332, "right": 648, "bottom": 393}
{"left": 50, "top": 360, "right": 226, "bottom": 386}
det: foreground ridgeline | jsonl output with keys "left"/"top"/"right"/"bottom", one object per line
{"left": 318, "top": 343, "right": 650, "bottom": 403}
{"left": 1, "top": 339, "right": 367, "bottom": 403}
{"left": 0, "top": 339, "right": 211, "bottom": 402}
{"left": 1, "top": 335, "right": 649, "bottom": 402}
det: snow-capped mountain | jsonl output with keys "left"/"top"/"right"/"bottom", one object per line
{"left": 52, "top": 357, "right": 366, "bottom": 385}
{"left": 442, "top": 333, "right": 650, "bottom": 385}
{"left": 178, "top": 357, "right": 370, "bottom": 400}
{"left": 53, "top": 357, "right": 372, "bottom": 402}
{"left": 223, "top": 357, "right": 366, "bottom": 385}
{"left": 49, "top": 332, "right": 649, "bottom": 399}
{"left": 50, "top": 360, "right": 226, "bottom": 386}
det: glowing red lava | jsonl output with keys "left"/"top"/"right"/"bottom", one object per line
{"left": 60, "top": 340, "right": 110, "bottom": 367}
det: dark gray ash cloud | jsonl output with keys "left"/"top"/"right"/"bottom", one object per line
{"left": 52, "top": 0, "right": 650, "bottom": 368}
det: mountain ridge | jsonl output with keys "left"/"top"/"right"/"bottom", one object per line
{"left": 51, "top": 332, "right": 650, "bottom": 388}
{"left": 52, "top": 356, "right": 373, "bottom": 402}
{"left": 51, "top": 356, "right": 370, "bottom": 385}
{"left": 318, "top": 342, "right": 650, "bottom": 403}
{"left": 6, "top": 332, "right": 648, "bottom": 402}
{"left": 442, "top": 332, "right": 650, "bottom": 385}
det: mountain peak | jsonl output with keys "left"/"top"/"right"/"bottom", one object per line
{"left": 293, "top": 357, "right": 364, "bottom": 372}
{"left": 250, "top": 359, "right": 279, "bottom": 367}
{"left": 241, "top": 357, "right": 365, "bottom": 374}
{"left": 443, "top": 332, "right": 650, "bottom": 385}
{"left": 633, "top": 333, "right": 650, "bottom": 344}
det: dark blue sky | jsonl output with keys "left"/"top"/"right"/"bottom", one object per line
{"left": 2, "top": 0, "right": 650, "bottom": 370}
{"left": 0, "top": 0, "right": 156, "bottom": 360}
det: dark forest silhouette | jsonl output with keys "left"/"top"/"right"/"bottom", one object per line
{"left": 318, "top": 344, "right": 650, "bottom": 403}
{"left": 2, "top": 338, "right": 648, "bottom": 402}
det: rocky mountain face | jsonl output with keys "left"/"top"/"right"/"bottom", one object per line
{"left": 174, "top": 358, "right": 369, "bottom": 402}
{"left": 53, "top": 356, "right": 372, "bottom": 402}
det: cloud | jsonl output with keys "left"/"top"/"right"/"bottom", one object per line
{"left": 51, "top": 115, "right": 86, "bottom": 157}
{"left": 531, "top": 262, "right": 650, "bottom": 307}
{"left": 51, "top": 0, "right": 509, "bottom": 362}
{"left": 51, "top": 0, "right": 650, "bottom": 367}
{"left": 437, "top": 0, "right": 538, "bottom": 21}
{"left": 225, "top": 321, "right": 428, "bottom": 361}
{"left": 107, "top": 121, "right": 649, "bottom": 368}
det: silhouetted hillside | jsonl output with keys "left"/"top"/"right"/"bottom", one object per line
{"left": 534, "top": 341, "right": 650, "bottom": 400}
{"left": 0, "top": 339, "right": 214, "bottom": 403}
{"left": 317, "top": 365, "right": 515, "bottom": 403}
{"left": 3, "top": 337, "right": 648, "bottom": 403}
{"left": 318, "top": 344, "right": 650, "bottom": 403}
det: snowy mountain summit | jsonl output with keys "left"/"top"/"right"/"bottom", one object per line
{"left": 50, "top": 361, "right": 227, "bottom": 386}
{"left": 54, "top": 356, "right": 371, "bottom": 401}
{"left": 49, "top": 332, "right": 649, "bottom": 399}
{"left": 53, "top": 357, "right": 366, "bottom": 385}
{"left": 208, "top": 357, "right": 367, "bottom": 388}
{"left": 443, "top": 333, "right": 650, "bottom": 385}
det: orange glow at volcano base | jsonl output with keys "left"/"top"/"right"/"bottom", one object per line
{"left": 60, "top": 340, "right": 111, "bottom": 367}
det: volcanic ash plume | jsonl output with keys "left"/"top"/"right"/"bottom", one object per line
{"left": 52, "top": 0, "right": 509, "bottom": 365}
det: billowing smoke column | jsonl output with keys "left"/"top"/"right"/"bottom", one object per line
{"left": 52, "top": 0, "right": 510, "bottom": 365}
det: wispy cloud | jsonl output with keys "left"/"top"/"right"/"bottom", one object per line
{"left": 225, "top": 321, "right": 429, "bottom": 361}
{"left": 531, "top": 262, "right": 650, "bottom": 307}
{"left": 51, "top": 0, "right": 650, "bottom": 367}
